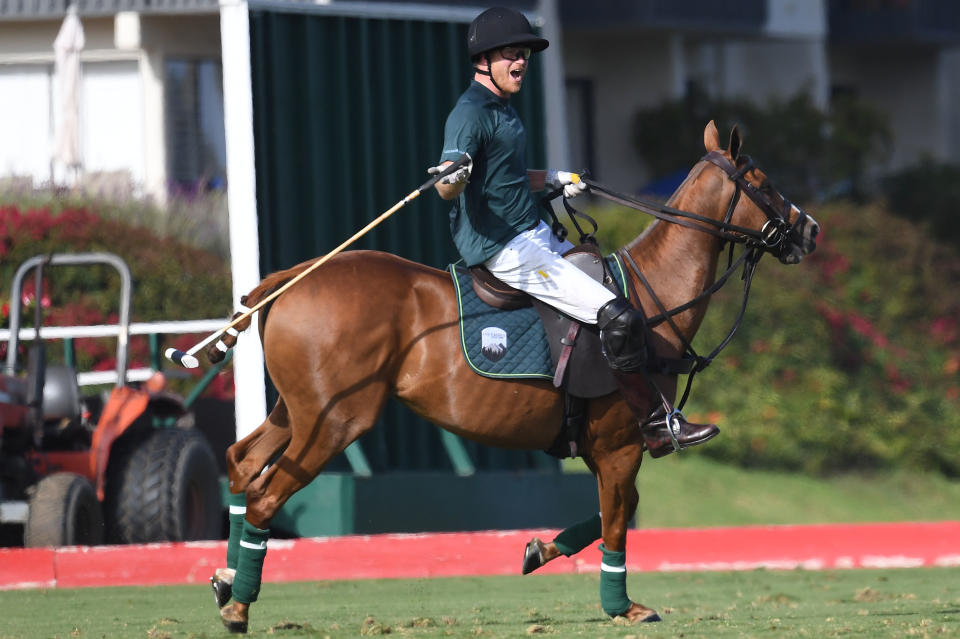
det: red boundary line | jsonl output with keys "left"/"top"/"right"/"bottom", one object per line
{"left": 2, "top": 521, "right": 958, "bottom": 590}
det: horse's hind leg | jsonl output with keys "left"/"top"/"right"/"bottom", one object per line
{"left": 221, "top": 382, "right": 388, "bottom": 632}
{"left": 225, "top": 399, "right": 293, "bottom": 493}
{"left": 211, "top": 400, "right": 292, "bottom": 614}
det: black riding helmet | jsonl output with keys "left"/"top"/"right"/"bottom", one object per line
{"left": 467, "top": 6, "right": 549, "bottom": 59}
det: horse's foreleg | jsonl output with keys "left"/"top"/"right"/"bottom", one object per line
{"left": 522, "top": 512, "right": 602, "bottom": 574}
{"left": 595, "top": 448, "right": 661, "bottom": 623}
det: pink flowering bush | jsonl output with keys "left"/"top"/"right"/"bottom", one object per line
{"left": 686, "top": 200, "right": 960, "bottom": 476}
{"left": 0, "top": 201, "right": 233, "bottom": 400}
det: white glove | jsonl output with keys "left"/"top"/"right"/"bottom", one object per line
{"left": 428, "top": 153, "right": 472, "bottom": 185}
{"left": 546, "top": 169, "right": 587, "bottom": 198}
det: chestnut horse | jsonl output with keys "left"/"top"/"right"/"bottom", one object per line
{"left": 213, "top": 121, "right": 819, "bottom": 630}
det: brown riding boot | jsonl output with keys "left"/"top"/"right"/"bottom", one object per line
{"left": 597, "top": 298, "right": 719, "bottom": 458}
{"left": 640, "top": 403, "right": 719, "bottom": 458}
{"left": 609, "top": 369, "right": 719, "bottom": 457}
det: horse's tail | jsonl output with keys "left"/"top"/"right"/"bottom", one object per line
{"left": 206, "top": 257, "right": 323, "bottom": 364}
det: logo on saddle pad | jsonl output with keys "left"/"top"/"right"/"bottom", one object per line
{"left": 480, "top": 326, "right": 508, "bottom": 362}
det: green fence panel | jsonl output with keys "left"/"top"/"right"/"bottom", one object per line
{"left": 248, "top": 7, "right": 554, "bottom": 473}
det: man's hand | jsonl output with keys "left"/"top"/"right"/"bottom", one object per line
{"left": 546, "top": 169, "right": 587, "bottom": 198}
{"left": 428, "top": 153, "right": 473, "bottom": 185}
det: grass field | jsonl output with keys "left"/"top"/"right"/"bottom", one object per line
{"left": 1, "top": 568, "right": 957, "bottom": 638}
{"left": 2, "top": 460, "right": 957, "bottom": 637}
{"left": 566, "top": 453, "right": 960, "bottom": 527}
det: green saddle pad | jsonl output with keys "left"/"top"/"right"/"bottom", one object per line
{"left": 449, "top": 255, "right": 628, "bottom": 380}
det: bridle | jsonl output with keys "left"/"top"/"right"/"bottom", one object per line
{"left": 570, "top": 151, "right": 807, "bottom": 258}
{"left": 701, "top": 150, "right": 809, "bottom": 259}
{"left": 542, "top": 151, "right": 808, "bottom": 409}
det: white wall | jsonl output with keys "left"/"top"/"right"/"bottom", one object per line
{"left": 831, "top": 45, "right": 943, "bottom": 171}
{"left": 718, "top": 39, "right": 828, "bottom": 108}
{"left": 563, "top": 29, "right": 685, "bottom": 190}
{"left": 0, "top": 64, "right": 52, "bottom": 180}
{"left": 82, "top": 60, "right": 145, "bottom": 187}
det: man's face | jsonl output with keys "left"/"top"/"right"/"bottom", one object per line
{"left": 487, "top": 46, "right": 531, "bottom": 95}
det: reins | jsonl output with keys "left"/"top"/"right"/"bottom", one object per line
{"left": 542, "top": 152, "right": 793, "bottom": 410}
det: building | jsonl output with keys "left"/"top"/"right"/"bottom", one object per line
{"left": 4, "top": 0, "right": 960, "bottom": 443}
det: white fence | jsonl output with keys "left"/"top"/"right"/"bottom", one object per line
{"left": 0, "top": 318, "right": 229, "bottom": 386}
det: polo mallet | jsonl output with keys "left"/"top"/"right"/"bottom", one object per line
{"left": 164, "top": 153, "right": 471, "bottom": 368}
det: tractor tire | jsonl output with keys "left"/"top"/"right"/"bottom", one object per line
{"left": 105, "top": 428, "right": 222, "bottom": 543}
{"left": 24, "top": 472, "right": 104, "bottom": 547}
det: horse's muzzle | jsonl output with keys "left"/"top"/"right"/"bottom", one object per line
{"left": 779, "top": 209, "right": 819, "bottom": 264}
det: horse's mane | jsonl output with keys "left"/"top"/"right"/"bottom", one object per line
{"left": 622, "top": 160, "right": 709, "bottom": 253}
{"left": 242, "top": 257, "right": 322, "bottom": 307}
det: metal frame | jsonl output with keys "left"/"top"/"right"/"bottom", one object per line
{"left": 4, "top": 253, "right": 132, "bottom": 383}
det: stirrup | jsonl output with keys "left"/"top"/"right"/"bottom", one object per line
{"left": 664, "top": 406, "right": 683, "bottom": 454}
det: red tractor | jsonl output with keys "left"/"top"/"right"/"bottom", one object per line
{"left": 0, "top": 253, "right": 222, "bottom": 546}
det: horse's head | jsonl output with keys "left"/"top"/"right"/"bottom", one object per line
{"left": 702, "top": 121, "right": 819, "bottom": 264}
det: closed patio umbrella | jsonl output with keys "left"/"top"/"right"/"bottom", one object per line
{"left": 52, "top": 3, "right": 85, "bottom": 183}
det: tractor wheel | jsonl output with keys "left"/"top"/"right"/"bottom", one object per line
{"left": 105, "top": 428, "right": 222, "bottom": 543}
{"left": 24, "top": 472, "right": 104, "bottom": 547}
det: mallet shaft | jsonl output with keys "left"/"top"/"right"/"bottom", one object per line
{"left": 165, "top": 154, "right": 470, "bottom": 368}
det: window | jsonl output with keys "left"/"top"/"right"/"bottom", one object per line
{"left": 165, "top": 59, "right": 226, "bottom": 192}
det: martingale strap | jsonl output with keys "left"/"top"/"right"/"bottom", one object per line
{"left": 540, "top": 185, "right": 600, "bottom": 245}
{"left": 618, "top": 245, "right": 762, "bottom": 410}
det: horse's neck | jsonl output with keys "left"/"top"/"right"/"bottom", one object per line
{"left": 621, "top": 168, "right": 727, "bottom": 345}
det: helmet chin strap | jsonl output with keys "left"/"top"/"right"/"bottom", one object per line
{"left": 476, "top": 53, "right": 506, "bottom": 95}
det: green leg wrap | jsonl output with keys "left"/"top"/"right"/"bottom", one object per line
{"left": 553, "top": 512, "right": 602, "bottom": 556}
{"left": 232, "top": 520, "right": 270, "bottom": 604}
{"left": 599, "top": 543, "right": 631, "bottom": 617}
{"left": 226, "top": 492, "right": 247, "bottom": 570}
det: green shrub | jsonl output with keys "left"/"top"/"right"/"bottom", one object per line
{"left": 882, "top": 158, "right": 960, "bottom": 247}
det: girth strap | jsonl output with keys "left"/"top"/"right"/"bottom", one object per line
{"left": 553, "top": 321, "right": 581, "bottom": 388}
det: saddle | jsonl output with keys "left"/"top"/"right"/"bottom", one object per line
{"left": 468, "top": 244, "right": 623, "bottom": 458}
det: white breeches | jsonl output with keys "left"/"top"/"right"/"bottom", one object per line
{"left": 483, "top": 220, "right": 617, "bottom": 324}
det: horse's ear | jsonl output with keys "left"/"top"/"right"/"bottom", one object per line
{"left": 729, "top": 124, "right": 742, "bottom": 161}
{"left": 704, "top": 120, "right": 720, "bottom": 152}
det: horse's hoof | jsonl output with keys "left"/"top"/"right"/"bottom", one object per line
{"left": 522, "top": 537, "right": 545, "bottom": 575}
{"left": 210, "top": 572, "right": 233, "bottom": 609}
{"left": 621, "top": 602, "right": 662, "bottom": 624}
{"left": 220, "top": 605, "right": 248, "bottom": 634}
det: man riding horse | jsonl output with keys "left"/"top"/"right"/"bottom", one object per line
{"left": 207, "top": 5, "right": 819, "bottom": 631}
{"left": 430, "top": 6, "right": 718, "bottom": 458}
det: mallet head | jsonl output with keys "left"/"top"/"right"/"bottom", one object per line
{"left": 165, "top": 347, "right": 199, "bottom": 369}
